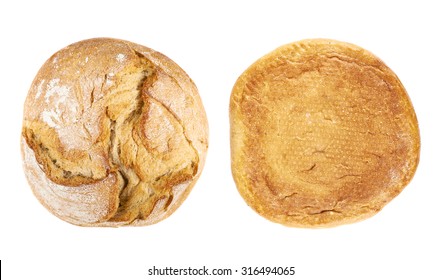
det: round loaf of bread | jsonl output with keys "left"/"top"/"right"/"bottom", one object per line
{"left": 21, "top": 38, "right": 208, "bottom": 226}
{"left": 230, "top": 39, "right": 420, "bottom": 227}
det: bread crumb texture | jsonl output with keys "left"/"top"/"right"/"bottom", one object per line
{"left": 230, "top": 39, "right": 420, "bottom": 228}
{"left": 22, "top": 38, "right": 208, "bottom": 226}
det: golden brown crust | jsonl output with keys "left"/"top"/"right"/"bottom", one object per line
{"left": 21, "top": 38, "right": 208, "bottom": 226}
{"left": 230, "top": 39, "right": 420, "bottom": 227}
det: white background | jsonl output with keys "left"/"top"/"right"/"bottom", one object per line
{"left": 1, "top": 1, "right": 440, "bottom": 279}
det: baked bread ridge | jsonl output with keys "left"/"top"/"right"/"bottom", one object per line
{"left": 22, "top": 38, "right": 208, "bottom": 226}
{"left": 230, "top": 39, "right": 420, "bottom": 228}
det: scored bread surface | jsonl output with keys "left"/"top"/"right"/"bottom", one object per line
{"left": 230, "top": 39, "right": 420, "bottom": 227}
{"left": 22, "top": 38, "right": 208, "bottom": 226}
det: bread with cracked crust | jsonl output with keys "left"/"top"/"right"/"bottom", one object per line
{"left": 21, "top": 38, "right": 208, "bottom": 226}
{"left": 230, "top": 39, "right": 420, "bottom": 227}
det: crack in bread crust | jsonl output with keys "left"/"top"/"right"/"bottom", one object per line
{"left": 105, "top": 65, "right": 198, "bottom": 223}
